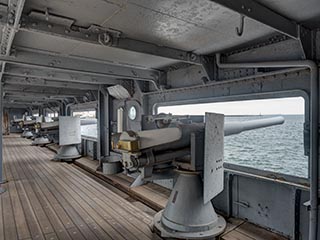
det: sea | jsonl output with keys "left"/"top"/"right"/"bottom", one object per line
{"left": 224, "top": 115, "right": 308, "bottom": 178}
{"left": 80, "top": 114, "right": 308, "bottom": 178}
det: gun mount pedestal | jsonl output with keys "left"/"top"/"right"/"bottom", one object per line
{"left": 54, "top": 116, "right": 82, "bottom": 162}
{"left": 153, "top": 171, "right": 226, "bottom": 239}
{"left": 54, "top": 145, "right": 81, "bottom": 161}
{"left": 32, "top": 136, "right": 51, "bottom": 146}
{"left": 21, "top": 130, "right": 33, "bottom": 138}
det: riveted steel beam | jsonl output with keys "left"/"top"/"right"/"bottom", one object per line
{"left": 3, "top": 101, "right": 43, "bottom": 107}
{"left": 0, "top": 8, "right": 214, "bottom": 82}
{"left": 211, "top": 0, "right": 313, "bottom": 59}
{"left": 4, "top": 94, "right": 50, "bottom": 101}
{"left": 4, "top": 64, "right": 120, "bottom": 85}
{"left": 17, "top": 11, "right": 202, "bottom": 65}
{"left": 0, "top": 0, "right": 25, "bottom": 56}
{"left": 3, "top": 76, "right": 99, "bottom": 90}
{"left": 0, "top": 48, "right": 161, "bottom": 89}
{"left": 3, "top": 84, "right": 89, "bottom": 96}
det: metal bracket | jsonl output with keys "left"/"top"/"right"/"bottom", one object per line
{"left": 298, "top": 26, "right": 314, "bottom": 60}
{"left": 200, "top": 55, "right": 216, "bottom": 82}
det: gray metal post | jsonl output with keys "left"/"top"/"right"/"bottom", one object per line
{"left": 97, "top": 86, "right": 111, "bottom": 170}
{"left": 0, "top": 81, "right": 6, "bottom": 193}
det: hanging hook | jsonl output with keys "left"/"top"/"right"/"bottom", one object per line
{"left": 236, "top": 15, "right": 245, "bottom": 37}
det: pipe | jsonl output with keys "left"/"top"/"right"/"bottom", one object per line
{"left": 117, "top": 107, "right": 124, "bottom": 133}
{"left": 216, "top": 53, "right": 319, "bottom": 240}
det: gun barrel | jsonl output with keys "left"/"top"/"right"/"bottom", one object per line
{"left": 224, "top": 116, "right": 285, "bottom": 136}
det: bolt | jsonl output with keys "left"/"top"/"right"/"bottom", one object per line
{"left": 47, "top": 24, "right": 53, "bottom": 29}
{"left": 131, "top": 70, "right": 138, "bottom": 76}
{"left": 65, "top": 29, "right": 70, "bottom": 34}
{"left": 241, "top": 5, "right": 245, "bottom": 9}
{"left": 85, "top": 34, "right": 89, "bottom": 38}
{"left": 190, "top": 53, "right": 197, "bottom": 61}
{"left": 247, "top": 8, "right": 252, "bottom": 12}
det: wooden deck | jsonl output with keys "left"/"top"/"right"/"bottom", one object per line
{"left": 0, "top": 135, "right": 159, "bottom": 240}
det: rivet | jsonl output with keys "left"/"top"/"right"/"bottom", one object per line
{"left": 190, "top": 53, "right": 197, "bottom": 61}
{"left": 64, "top": 29, "right": 70, "bottom": 34}
{"left": 47, "top": 24, "right": 53, "bottom": 29}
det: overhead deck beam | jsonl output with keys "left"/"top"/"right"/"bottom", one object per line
{"left": 211, "top": 0, "right": 313, "bottom": 59}
{"left": 4, "top": 64, "right": 121, "bottom": 86}
{"left": 3, "top": 85, "right": 89, "bottom": 96}
{"left": 0, "top": 0, "right": 25, "bottom": 56}
{"left": 3, "top": 76, "right": 100, "bottom": 90}
{"left": 0, "top": 9, "right": 215, "bottom": 81}
{"left": 0, "top": 48, "right": 161, "bottom": 88}
{"left": 17, "top": 12, "right": 202, "bottom": 65}
{"left": 4, "top": 95, "right": 49, "bottom": 102}
{"left": 3, "top": 102, "right": 42, "bottom": 108}
{"left": 0, "top": 5, "right": 162, "bottom": 86}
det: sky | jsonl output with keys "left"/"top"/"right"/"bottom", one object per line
{"left": 158, "top": 97, "right": 304, "bottom": 116}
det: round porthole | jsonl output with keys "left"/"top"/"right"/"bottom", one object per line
{"left": 128, "top": 106, "right": 137, "bottom": 120}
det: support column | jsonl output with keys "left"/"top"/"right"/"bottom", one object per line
{"left": 97, "top": 85, "right": 111, "bottom": 170}
{"left": 0, "top": 81, "right": 6, "bottom": 193}
{"left": 59, "top": 101, "right": 66, "bottom": 116}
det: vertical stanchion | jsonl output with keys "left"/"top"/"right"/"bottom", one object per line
{"left": 97, "top": 86, "right": 111, "bottom": 171}
{"left": 0, "top": 80, "right": 6, "bottom": 193}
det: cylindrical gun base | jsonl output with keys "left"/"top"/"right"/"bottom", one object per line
{"left": 153, "top": 172, "right": 226, "bottom": 239}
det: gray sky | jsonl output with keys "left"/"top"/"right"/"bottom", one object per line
{"left": 158, "top": 97, "right": 304, "bottom": 115}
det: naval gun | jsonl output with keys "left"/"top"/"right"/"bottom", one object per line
{"left": 32, "top": 119, "right": 58, "bottom": 146}
{"left": 20, "top": 119, "right": 36, "bottom": 138}
{"left": 112, "top": 113, "right": 285, "bottom": 239}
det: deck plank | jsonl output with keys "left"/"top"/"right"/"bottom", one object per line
{"left": 15, "top": 181, "right": 46, "bottom": 240}
{"left": 7, "top": 180, "right": 31, "bottom": 239}
{"left": 9, "top": 145, "right": 55, "bottom": 236}
{"left": 26, "top": 145, "right": 151, "bottom": 240}
{"left": 1, "top": 135, "right": 156, "bottom": 240}
{"left": 2, "top": 186, "right": 18, "bottom": 240}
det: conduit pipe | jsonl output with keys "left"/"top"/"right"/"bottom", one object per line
{"left": 216, "top": 53, "right": 319, "bottom": 240}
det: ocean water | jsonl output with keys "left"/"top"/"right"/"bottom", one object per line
{"left": 224, "top": 115, "right": 308, "bottom": 178}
